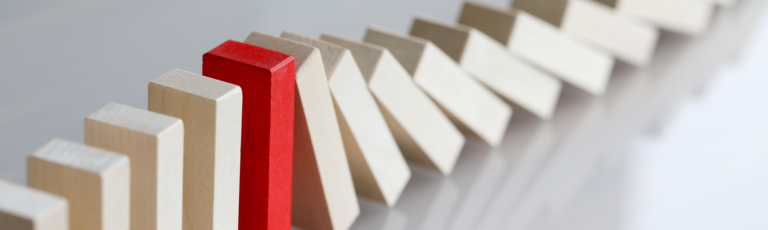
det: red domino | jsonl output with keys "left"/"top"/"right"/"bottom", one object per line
{"left": 203, "top": 40, "right": 295, "bottom": 230}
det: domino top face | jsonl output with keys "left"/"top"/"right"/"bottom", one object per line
{"left": 511, "top": 0, "right": 568, "bottom": 26}
{"left": 0, "top": 179, "right": 68, "bottom": 222}
{"left": 319, "top": 34, "right": 386, "bottom": 83}
{"left": 244, "top": 32, "right": 317, "bottom": 70}
{"left": 205, "top": 40, "right": 295, "bottom": 73}
{"left": 30, "top": 139, "right": 129, "bottom": 176}
{"left": 457, "top": 2, "right": 519, "bottom": 46}
{"left": 362, "top": 27, "right": 431, "bottom": 76}
{"left": 86, "top": 103, "right": 183, "bottom": 137}
{"left": 409, "top": 17, "right": 474, "bottom": 64}
{"left": 150, "top": 69, "right": 242, "bottom": 102}
{"left": 616, "top": 0, "right": 714, "bottom": 36}
{"left": 280, "top": 32, "right": 347, "bottom": 79}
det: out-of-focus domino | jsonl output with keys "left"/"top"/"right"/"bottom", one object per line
{"left": 409, "top": 17, "right": 562, "bottom": 118}
{"left": 321, "top": 34, "right": 465, "bottom": 175}
{"left": 27, "top": 139, "right": 129, "bottom": 230}
{"left": 84, "top": 103, "right": 184, "bottom": 230}
{"left": 363, "top": 27, "right": 512, "bottom": 146}
{"left": 148, "top": 69, "right": 242, "bottom": 230}
{"left": 243, "top": 32, "right": 359, "bottom": 230}
{"left": 594, "top": 0, "right": 715, "bottom": 35}
{"left": 281, "top": 32, "right": 412, "bottom": 207}
{"left": 0, "top": 179, "right": 68, "bottom": 230}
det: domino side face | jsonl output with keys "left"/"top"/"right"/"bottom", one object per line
{"left": 615, "top": 0, "right": 715, "bottom": 35}
{"left": 410, "top": 17, "right": 562, "bottom": 119}
{"left": 0, "top": 179, "right": 68, "bottom": 230}
{"left": 281, "top": 32, "right": 411, "bottom": 207}
{"left": 363, "top": 27, "right": 512, "bottom": 147}
{"left": 321, "top": 34, "right": 465, "bottom": 175}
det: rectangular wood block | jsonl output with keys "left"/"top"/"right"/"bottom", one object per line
{"left": 148, "top": 69, "right": 243, "bottom": 230}
{"left": 410, "top": 17, "right": 562, "bottom": 119}
{"left": 202, "top": 40, "right": 296, "bottom": 230}
{"left": 28, "top": 139, "right": 130, "bottom": 230}
{"left": 364, "top": 27, "right": 512, "bottom": 147}
{"left": 0, "top": 179, "right": 68, "bottom": 230}
{"left": 615, "top": 0, "right": 715, "bottom": 35}
{"left": 281, "top": 32, "right": 412, "bottom": 207}
{"left": 84, "top": 103, "right": 184, "bottom": 230}
{"left": 321, "top": 34, "right": 466, "bottom": 175}
{"left": 243, "top": 32, "right": 359, "bottom": 230}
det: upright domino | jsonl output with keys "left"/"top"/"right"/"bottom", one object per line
{"left": 597, "top": 0, "right": 715, "bottom": 35}
{"left": 321, "top": 34, "right": 465, "bottom": 175}
{"left": 409, "top": 17, "right": 562, "bottom": 119}
{"left": 363, "top": 27, "right": 512, "bottom": 147}
{"left": 202, "top": 40, "right": 295, "bottom": 230}
{"left": 84, "top": 103, "right": 184, "bottom": 230}
{"left": 482, "top": 0, "right": 658, "bottom": 66}
{"left": 27, "top": 139, "right": 130, "bottom": 230}
{"left": 454, "top": 5, "right": 614, "bottom": 96}
{"left": 281, "top": 32, "right": 412, "bottom": 207}
{"left": 148, "top": 69, "right": 242, "bottom": 230}
{"left": 243, "top": 32, "right": 359, "bottom": 230}
{"left": 0, "top": 179, "right": 68, "bottom": 230}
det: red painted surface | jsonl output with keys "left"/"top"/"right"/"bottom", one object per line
{"left": 203, "top": 40, "right": 295, "bottom": 230}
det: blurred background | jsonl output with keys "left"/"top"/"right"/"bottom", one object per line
{"left": 1, "top": 0, "right": 768, "bottom": 229}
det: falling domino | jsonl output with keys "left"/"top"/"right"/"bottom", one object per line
{"left": 0, "top": 179, "right": 68, "bottom": 230}
{"left": 27, "top": 139, "right": 130, "bottom": 230}
{"left": 148, "top": 69, "right": 242, "bottom": 230}
{"left": 243, "top": 32, "right": 359, "bottom": 230}
{"left": 455, "top": 5, "right": 615, "bottom": 96}
{"left": 84, "top": 103, "right": 184, "bottom": 230}
{"left": 363, "top": 27, "right": 512, "bottom": 147}
{"left": 281, "top": 32, "right": 412, "bottom": 207}
{"left": 596, "top": 0, "right": 715, "bottom": 35}
{"left": 321, "top": 33, "right": 465, "bottom": 175}
{"left": 409, "top": 17, "right": 562, "bottom": 119}
{"left": 482, "top": 0, "right": 658, "bottom": 66}
{"left": 202, "top": 40, "right": 295, "bottom": 230}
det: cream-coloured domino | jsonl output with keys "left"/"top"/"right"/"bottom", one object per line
{"left": 409, "top": 17, "right": 562, "bottom": 119}
{"left": 0, "top": 179, "right": 68, "bottom": 230}
{"left": 363, "top": 27, "right": 512, "bottom": 147}
{"left": 455, "top": 5, "right": 614, "bottom": 96}
{"left": 84, "top": 103, "right": 184, "bottom": 230}
{"left": 614, "top": 0, "right": 715, "bottom": 35}
{"left": 494, "top": 0, "right": 658, "bottom": 66}
{"left": 281, "top": 32, "right": 411, "bottom": 207}
{"left": 243, "top": 32, "right": 359, "bottom": 230}
{"left": 148, "top": 69, "right": 242, "bottom": 230}
{"left": 28, "top": 139, "right": 130, "bottom": 230}
{"left": 320, "top": 34, "right": 465, "bottom": 175}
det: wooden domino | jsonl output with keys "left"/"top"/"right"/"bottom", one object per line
{"left": 363, "top": 27, "right": 512, "bottom": 147}
{"left": 455, "top": 4, "right": 614, "bottom": 96}
{"left": 84, "top": 103, "right": 184, "bottom": 230}
{"left": 320, "top": 34, "right": 465, "bottom": 175}
{"left": 27, "top": 139, "right": 130, "bottom": 230}
{"left": 409, "top": 17, "right": 562, "bottom": 119}
{"left": 243, "top": 32, "right": 359, "bottom": 230}
{"left": 0, "top": 179, "right": 68, "bottom": 230}
{"left": 489, "top": 0, "right": 659, "bottom": 66}
{"left": 202, "top": 40, "right": 295, "bottom": 230}
{"left": 597, "top": 0, "right": 715, "bottom": 35}
{"left": 148, "top": 69, "right": 242, "bottom": 230}
{"left": 281, "top": 32, "right": 412, "bottom": 207}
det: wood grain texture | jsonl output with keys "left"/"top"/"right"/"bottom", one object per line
{"left": 243, "top": 32, "right": 358, "bottom": 230}
{"left": 148, "top": 69, "right": 242, "bottom": 230}
{"left": 84, "top": 103, "right": 184, "bottom": 230}
{"left": 202, "top": 40, "right": 295, "bottom": 230}
{"left": 0, "top": 179, "right": 68, "bottom": 230}
{"left": 321, "top": 34, "right": 465, "bottom": 175}
{"left": 615, "top": 0, "right": 715, "bottom": 35}
{"left": 27, "top": 139, "right": 129, "bottom": 230}
{"left": 281, "top": 32, "right": 411, "bottom": 207}
{"left": 364, "top": 27, "right": 512, "bottom": 147}
{"left": 410, "top": 17, "right": 562, "bottom": 119}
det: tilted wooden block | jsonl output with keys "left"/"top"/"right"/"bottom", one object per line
{"left": 494, "top": 0, "right": 658, "bottom": 66}
{"left": 0, "top": 179, "right": 68, "bottom": 230}
{"left": 363, "top": 27, "right": 512, "bottom": 147}
{"left": 27, "top": 139, "right": 130, "bottom": 230}
{"left": 321, "top": 34, "right": 465, "bottom": 175}
{"left": 148, "top": 69, "right": 242, "bottom": 230}
{"left": 409, "top": 17, "right": 562, "bottom": 119}
{"left": 202, "top": 40, "right": 295, "bottom": 230}
{"left": 243, "top": 32, "right": 359, "bottom": 230}
{"left": 281, "top": 32, "right": 411, "bottom": 207}
{"left": 455, "top": 5, "right": 614, "bottom": 96}
{"left": 84, "top": 103, "right": 184, "bottom": 230}
{"left": 613, "top": 0, "right": 714, "bottom": 35}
